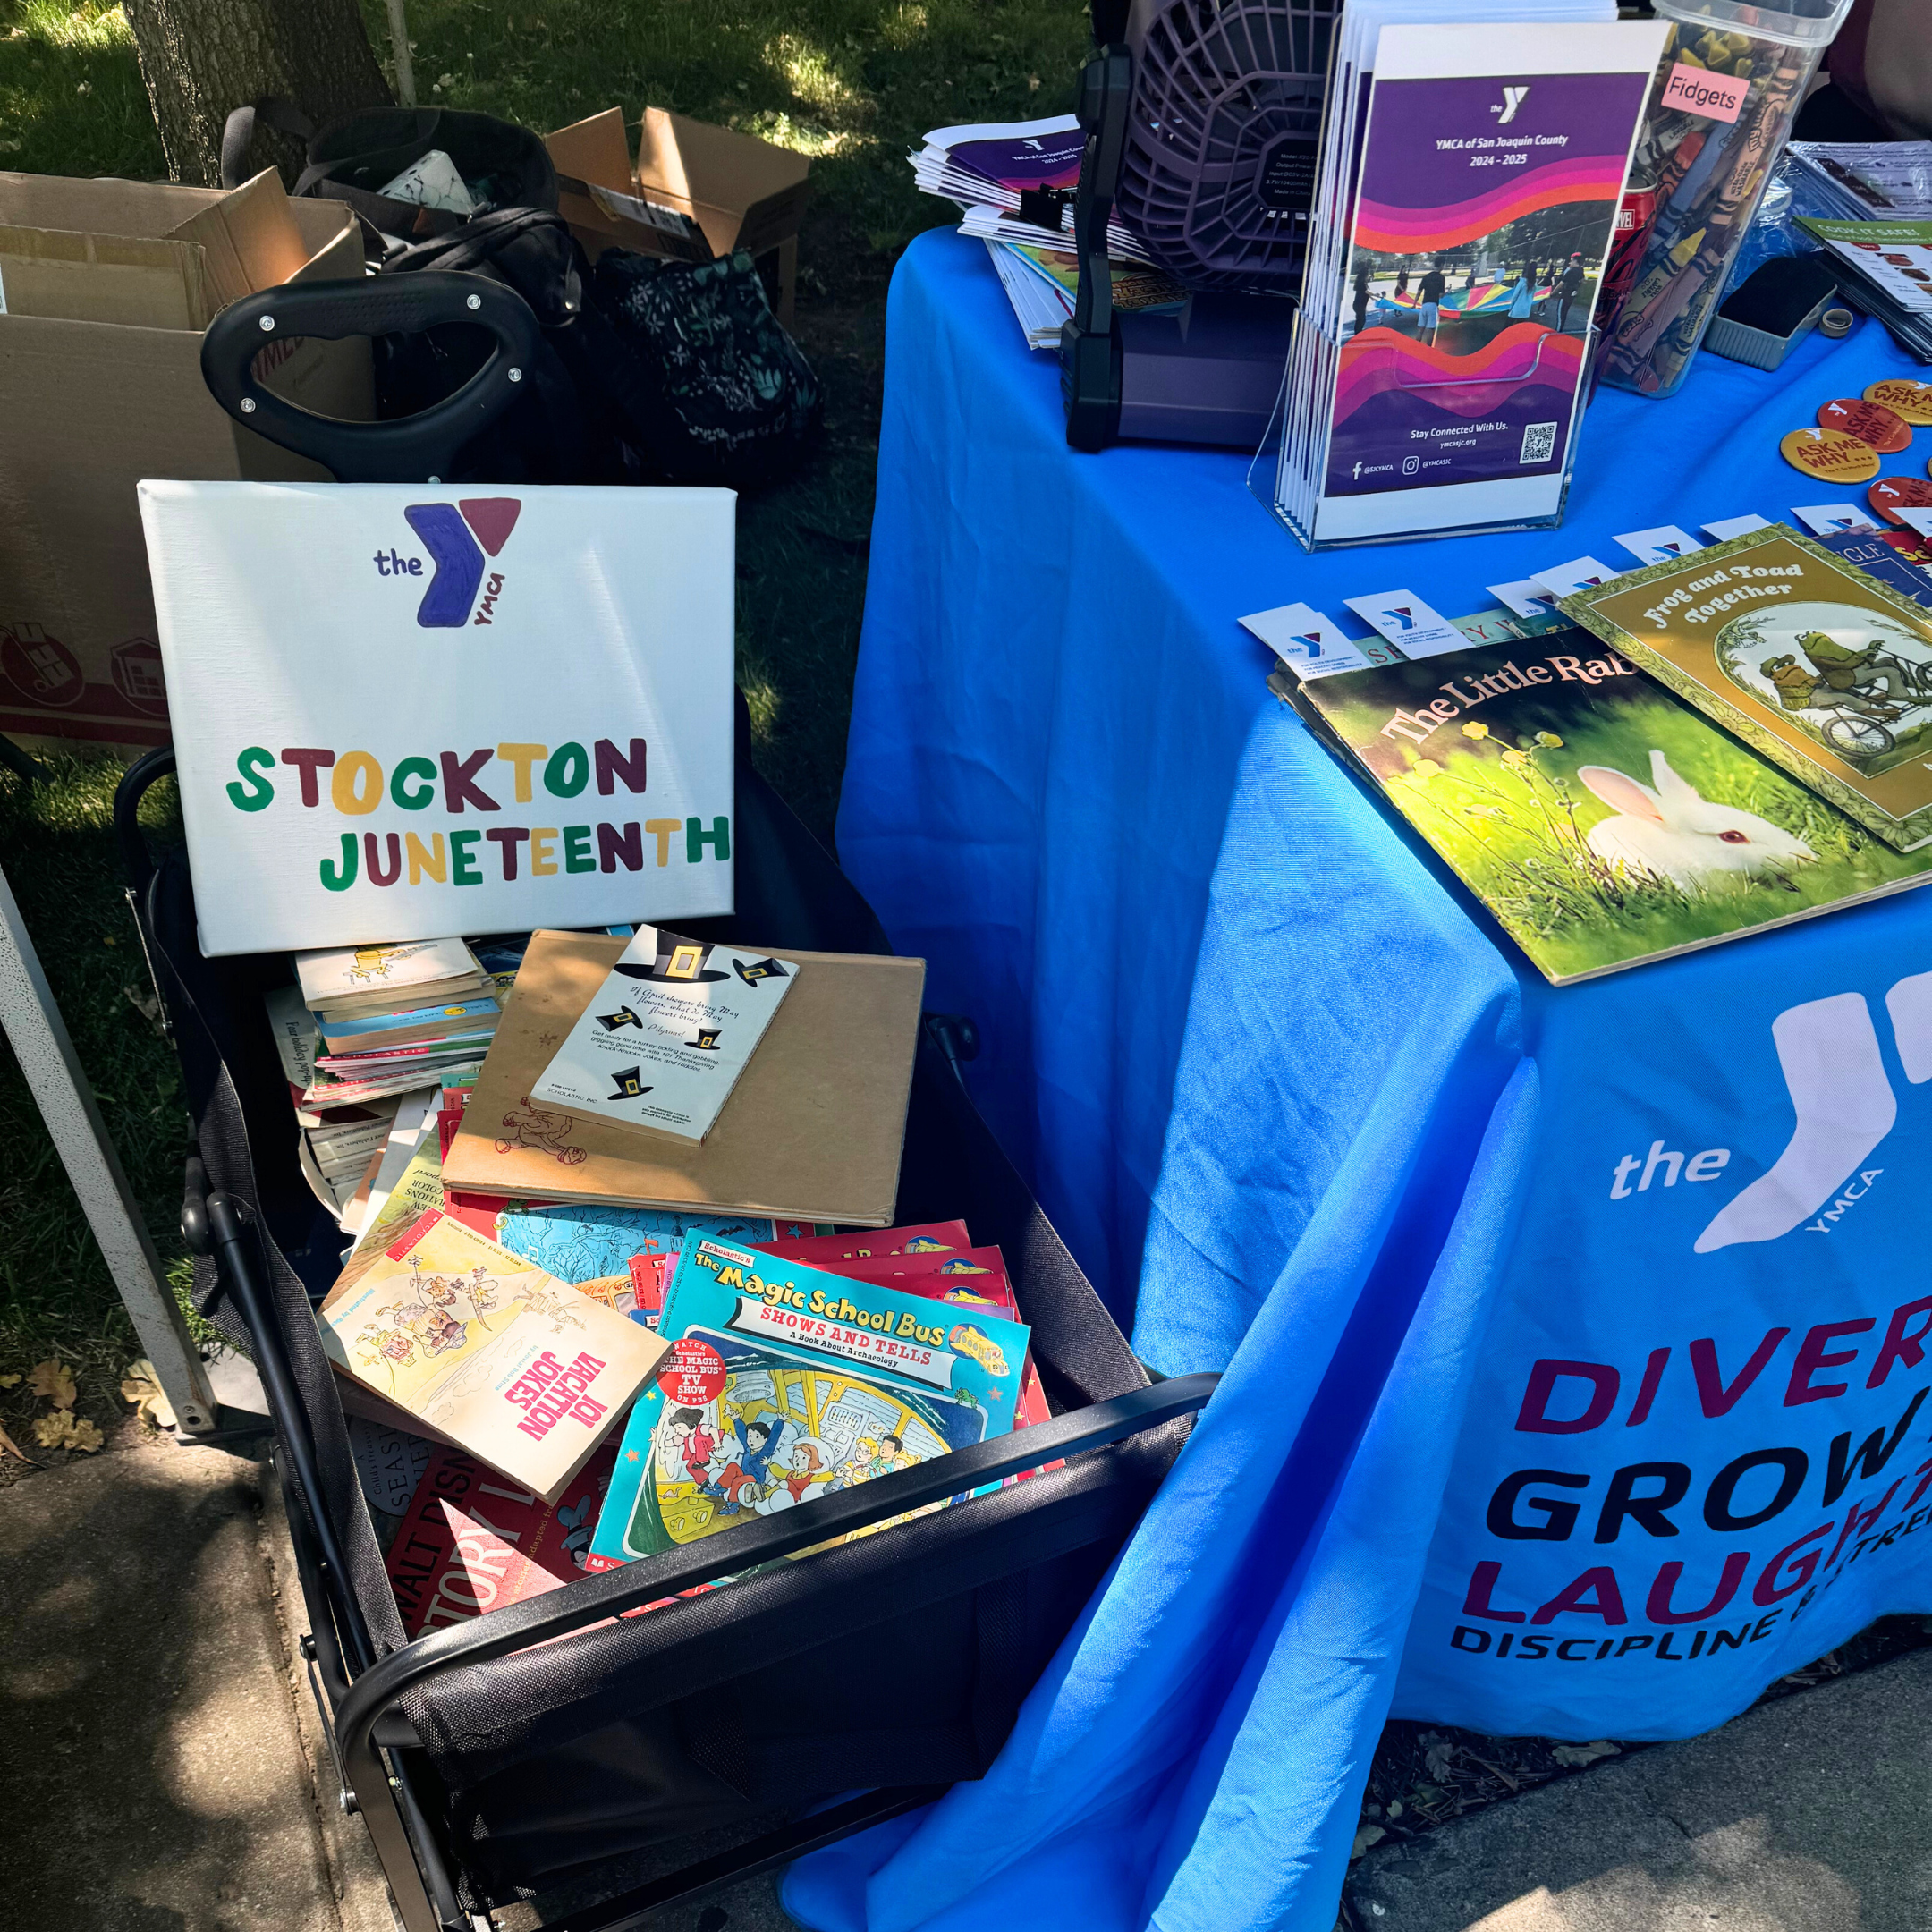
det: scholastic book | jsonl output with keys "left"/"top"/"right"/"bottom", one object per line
{"left": 750, "top": 1221, "right": 970, "bottom": 1264}
{"left": 530, "top": 927, "right": 797, "bottom": 1143}
{"left": 1559, "top": 526, "right": 1932, "bottom": 851}
{"left": 385, "top": 1441, "right": 617, "bottom": 1637}
{"left": 1289, "top": 630, "right": 1932, "bottom": 984}
{"left": 586, "top": 1233, "right": 1030, "bottom": 1572}
{"left": 318, "top": 1208, "right": 665, "bottom": 1502}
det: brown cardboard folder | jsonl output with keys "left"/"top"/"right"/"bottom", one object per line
{"left": 443, "top": 930, "right": 925, "bottom": 1226}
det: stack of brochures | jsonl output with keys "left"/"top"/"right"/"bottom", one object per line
{"left": 908, "top": 114, "right": 1170, "bottom": 351}
{"left": 1787, "top": 141, "right": 1932, "bottom": 223}
{"left": 1795, "top": 215, "right": 1932, "bottom": 360}
{"left": 1274, "top": 2, "right": 1663, "bottom": 549}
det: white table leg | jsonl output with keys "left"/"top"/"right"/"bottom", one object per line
{"left": 0, "top": 860, "right": 218, "bottom": 1434}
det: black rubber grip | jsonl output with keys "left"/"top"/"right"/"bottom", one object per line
{"left": 199, "top": 270, "right": 542, "bottom": 483}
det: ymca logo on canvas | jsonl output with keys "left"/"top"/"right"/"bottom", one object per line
{"left": 372, "top": 498, "right": 521, "bottom": 628}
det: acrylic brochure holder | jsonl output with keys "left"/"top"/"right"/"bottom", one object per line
{"left": 1255, "top": 309, "right": 1595, "bottom": 553}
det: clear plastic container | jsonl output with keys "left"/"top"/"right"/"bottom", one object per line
{"left": 1597, "top": 0, "right": 1854, "bottom": 397}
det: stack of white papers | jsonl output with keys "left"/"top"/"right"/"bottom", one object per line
{"left": 911, "top": 114, "right": 1162, "bottom": 351}
{"left": 1788, "top": 142, "right": 1932, "bottom": 224}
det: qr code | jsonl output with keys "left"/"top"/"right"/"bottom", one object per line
{"left": 1520, "top": 421, "right": 1558, "bottom": 464}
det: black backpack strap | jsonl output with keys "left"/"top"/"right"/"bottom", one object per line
{"left": 219, "top": 96, "right": 316, "bottom": 190}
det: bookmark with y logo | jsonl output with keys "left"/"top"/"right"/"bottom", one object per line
{"left": 1238, "top": 602, "right": 1382, "bottom": 677}
{"left": 1343, "top": 590, "right": 1463, "bottom": 662}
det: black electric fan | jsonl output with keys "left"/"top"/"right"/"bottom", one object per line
{"left": 1062, "top": 0, "right": 1340, "bottom": 451}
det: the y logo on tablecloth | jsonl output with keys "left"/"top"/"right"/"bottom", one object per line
{"left": 1696, "top": 975, "right": 1932, "bottom": 1253}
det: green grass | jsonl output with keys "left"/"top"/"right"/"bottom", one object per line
{"left": 0, "top": 0, "right": 1091, "bottom": 1410}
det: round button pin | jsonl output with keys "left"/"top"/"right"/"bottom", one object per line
{"left": 1864, "top": 377, "right": 1932, "bottom": 426}
{"left": 1820, "top": 397, "right": 1911, "bottom": 453}
{"left": 1869, "top": 476, "right": 1932, "bottom": 525}
{"left": 1780, "top": 426, "right": 1879, "bottom": 483}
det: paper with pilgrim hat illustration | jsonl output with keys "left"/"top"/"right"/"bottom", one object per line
{"left": 531, "top": 927, "right": 797, "bottom": 1141}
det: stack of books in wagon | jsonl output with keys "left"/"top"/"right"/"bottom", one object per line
{"left": 299, "top": 937, "right": 501, "bottom": 1107}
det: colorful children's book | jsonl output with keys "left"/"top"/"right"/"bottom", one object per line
{"left": 1287, "top": 628, "right": 1932, "bottom": 984}
{"left": 318, "top": 1208, "right": 665, "bottom": 1502}
{"left": 1809, "top": 529, "right": 1932, "bottom": 612}
{"left": 1559, "top": 526, "right": 1932, "bottom": 852}
{"left": 586, "top": 1233, "right": 1031, "bottom": 1572}
{"left": 385, "top": 1441, "right": 617, "bottom": 1636}
{"left": 750, "top": 1221, "right": 970, "bottom": 1264}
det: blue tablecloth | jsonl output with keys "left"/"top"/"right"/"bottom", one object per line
{"left": 788, "top": 228, "right": 1932, "bottom": 1932}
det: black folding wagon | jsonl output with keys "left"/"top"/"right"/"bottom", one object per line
{"left": 110, "top": 271, "right": 1216, "bottom": 1929}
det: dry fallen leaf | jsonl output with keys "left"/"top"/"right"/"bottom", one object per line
{"left": 0, "top": 1419, "right": 38, "bottom": 1464}
{"left": 29, "top": 1360, "right": 77, "bottom": 1410}
{"left": 0, "top": 1372, "right": 21, "bottom": 1388}
{"left": 121, "top": 1360, "right": 175, "bottom": 1429}
{"left": 33, "top": 1410, "right": 104, "bottom": 1453}
{"left": 1550, "top": 1740, "right": 1620, "bottom": 1768}
{"left": 1351, "top": 1824, "right": 1385, "bottom": 1860}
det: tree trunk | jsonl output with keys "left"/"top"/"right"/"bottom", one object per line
{"left": 121, "top": 0, "right": 394, "bottom": 190}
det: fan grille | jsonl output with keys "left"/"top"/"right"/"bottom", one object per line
{"left": 1121, "top": 0, "right": 1339, "bottom": 293}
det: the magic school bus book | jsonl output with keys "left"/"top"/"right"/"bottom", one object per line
{"left": 585, "top": 1233, "right": 1030, "bottom": 1572}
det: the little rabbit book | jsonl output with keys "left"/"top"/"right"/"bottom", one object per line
{"left": 1558, "top": 526, "right": 1932, "bottom": 852}
{"left": 1290, "top": 631, "right": 1932, "bottom": 983}
{"left": 318, "top": 1208, "right": 665, "bottom": 1502}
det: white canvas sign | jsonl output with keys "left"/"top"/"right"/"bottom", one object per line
{"left": 138, "top": 482, "right": 736, "bottom": 955}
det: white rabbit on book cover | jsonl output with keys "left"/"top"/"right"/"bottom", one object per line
{"left": 1579, "top": 751, "right": 1816, "bottom": 890}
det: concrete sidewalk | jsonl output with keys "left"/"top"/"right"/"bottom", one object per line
{"left": 0, "top": 1435, "right": 793, "bottom": 1932}
{"left": 1347, "top": 1648, "right": 1932, "bottom": 1932}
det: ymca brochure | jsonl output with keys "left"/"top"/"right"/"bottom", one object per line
{"left": 1278, "top": 12, "right": 1664, "bottom": 546}
{"left": 587, "top": 1233, "right": 1030, "bottom": 1572}
{"left": 318, "top": 1208, "right": 665, "bottom": 1502}
{"left": 530, "top": 927, "right": 798, "bottom": 1142}
{"left": 1288, "top": 627, "right": 1932, "bottom": 984}
{"left": 1559, "top": 527, "right": 1932, "bottom": 851}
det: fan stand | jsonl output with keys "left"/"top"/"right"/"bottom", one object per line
{"left": 1059, "top": 46, "right": 1299, "bottom": 453}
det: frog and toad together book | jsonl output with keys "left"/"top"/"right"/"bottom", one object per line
{"left": 1559, "top": 526, "right": 1932, "bottom": 852}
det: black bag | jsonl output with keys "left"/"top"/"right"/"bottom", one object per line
{"left": 223, "top": 100, "right": 558, "bottom": 243}
{"left": 221, "top": 99, "right": 823, "bottom": 488}
{"left": 590, "top": 249, "right": 825, "bottom": 489}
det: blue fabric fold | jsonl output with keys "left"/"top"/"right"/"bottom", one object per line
{"left": 809, "top": 228, "right": 1932, "bottom": 1932}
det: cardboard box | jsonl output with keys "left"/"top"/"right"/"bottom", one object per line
{"left": 0, "top": 170, "right": 371, "bottom": 750}
{"left": 546, "top": 107, "right": 810, "bottom": 324}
